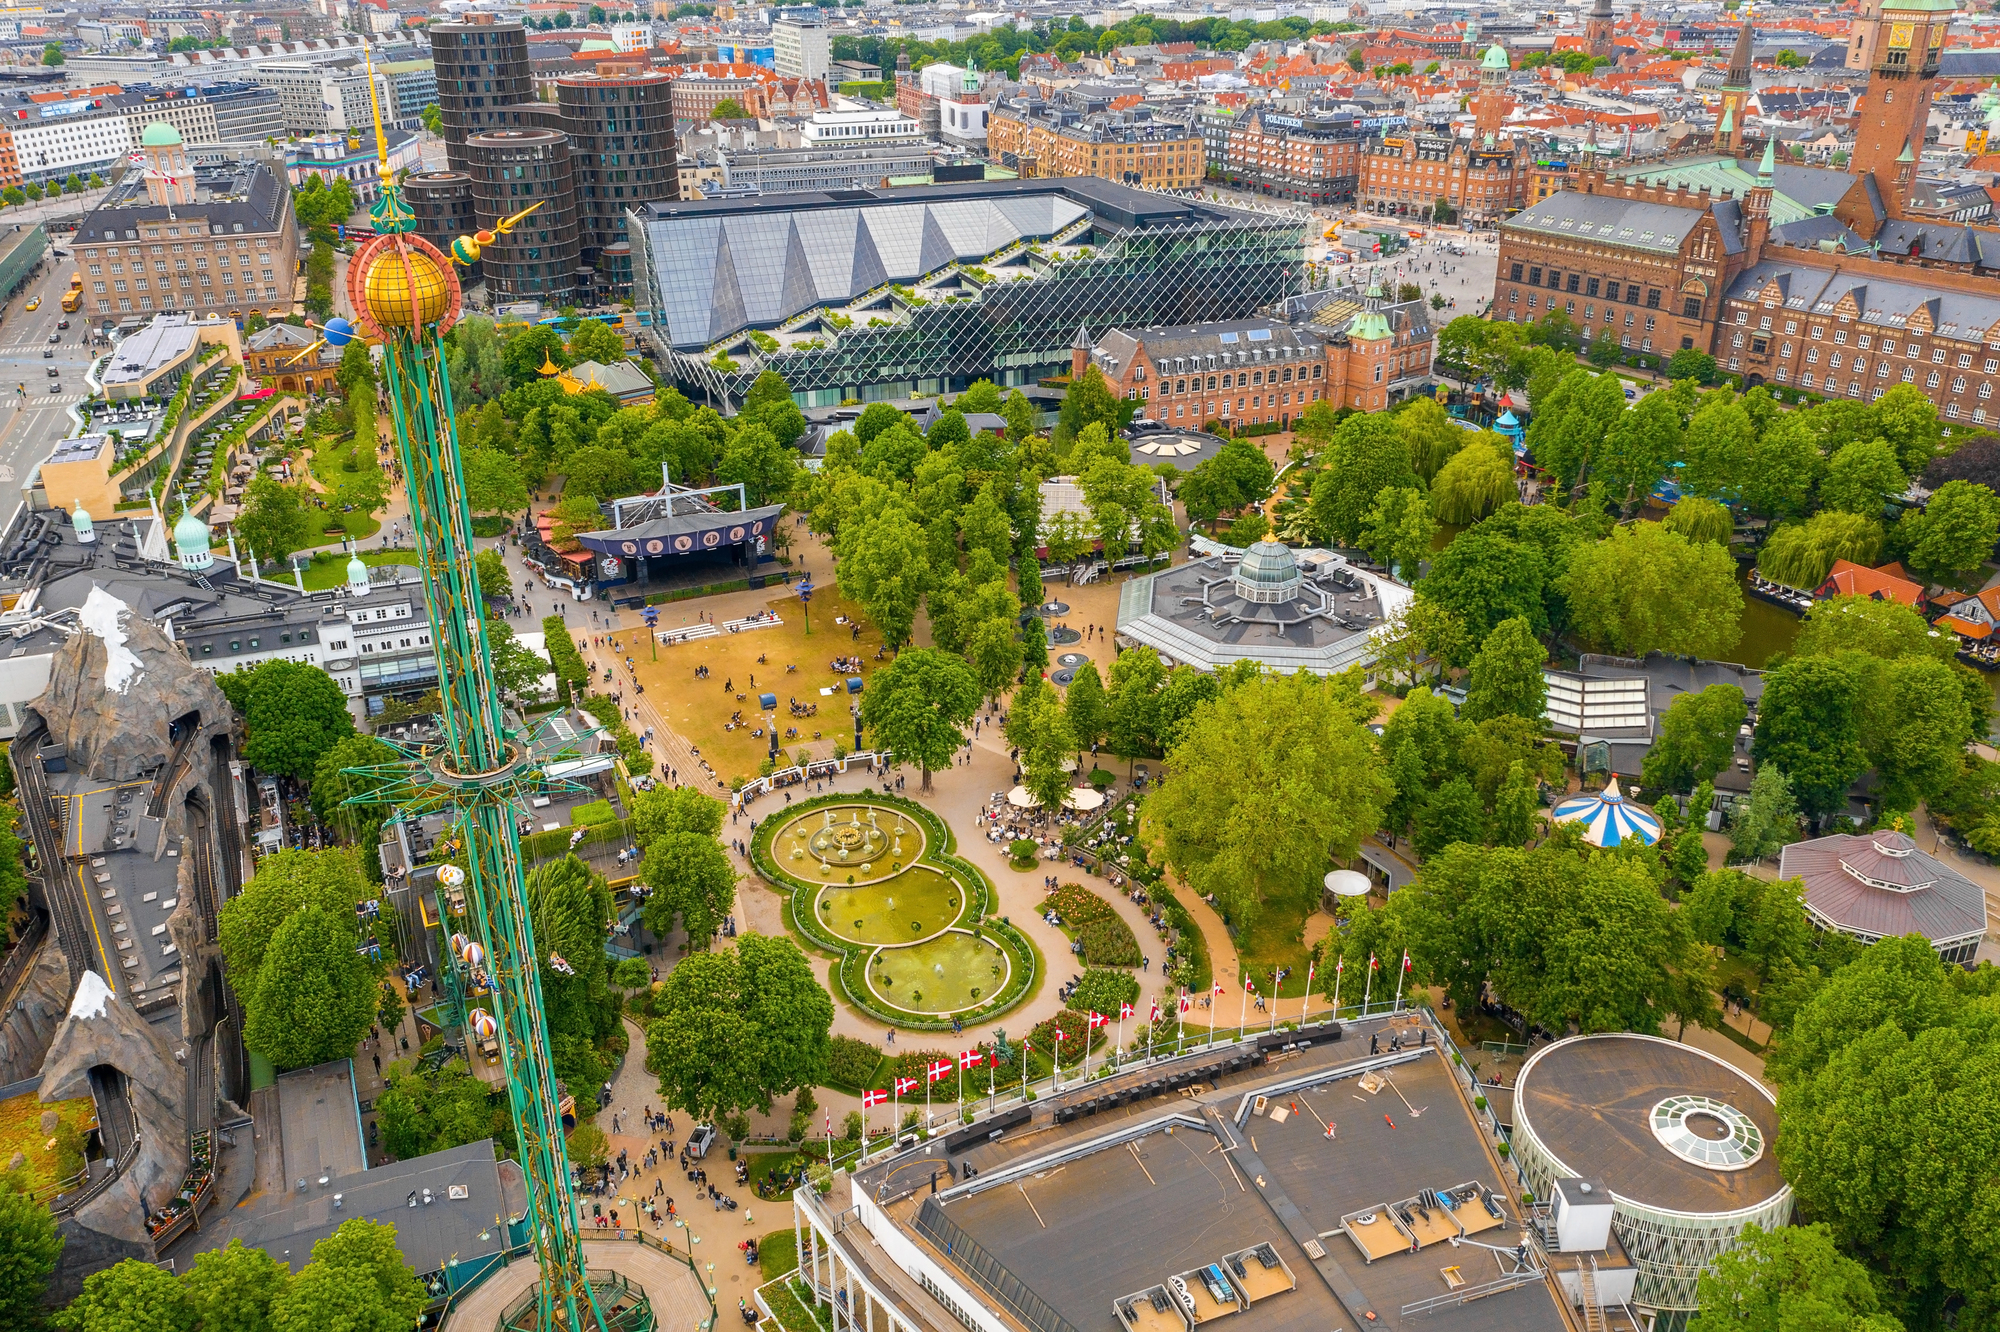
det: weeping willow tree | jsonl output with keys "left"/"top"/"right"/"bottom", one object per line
{"left": 1397, "top": 397, "right": 1469, "bottom": 483}
{"left": 1757, "top": 510, "right": 1885, "bottom": 589}
{"left": 1663, "top": 496, "right": 1734, "bottom": 546}
{"left": 1431, "top": 433, "right": 1516, "bottom": 524}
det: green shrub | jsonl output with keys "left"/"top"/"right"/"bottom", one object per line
{"left": 1064, "top": 968, "right": 1139, "bottom": 1015}
{"left": 570, "top": 799, "right": 617, "bottom": 827}
{"left": 827, "top": 1035, "right": 883, "bottom": 1089}
{"left": 1040, "top": 882, "right": 1141, "bottom": 967}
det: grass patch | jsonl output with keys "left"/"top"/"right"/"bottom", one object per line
{"left": 297, "top": 548, "right": 416, "bottom": 590}
{"left": 302, "top": 495, "right": 382, "bottom": 547}
{"left": 571, "top": 799, "right": 619, "bottom": 827}
{"left": 758, "top": 1228, "right": 799, "bottom": 1283}
{"left": 0, "top": 1091, "right": 95, "bottom": 1193}
{"left": 1235, "top": 898, "right": 1316, "bottom": 999}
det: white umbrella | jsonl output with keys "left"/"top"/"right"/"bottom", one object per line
{"left": 1323, "top": 869, "right": 1370, "bottom": 898}
{"left": 1064, "top": 787, "right": 1106, "bottom": 811}
{"left": 1006, "top": 786, "right": 1040, "bottom": 808}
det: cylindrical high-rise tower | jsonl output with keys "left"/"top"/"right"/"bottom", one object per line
{"left": 429, "top": 19, "right": 536, "bottom": 173}
{"left": 464, "top": 128, "right": 584, "bottom": 304}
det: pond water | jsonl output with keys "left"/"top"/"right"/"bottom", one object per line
{"left": 866, "top": 930, "right": 1012, "bottom": 1016}
{"left": 813, "top": 865, "right": 964, "bottom": 947}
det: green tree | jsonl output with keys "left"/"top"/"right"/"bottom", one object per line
{"left": 709, "top": 97, "right": 746, "bottom": 119}
{"left": 55, "top": 1261, "right": 190, "bottom": 1332}
{"left": 1664, "top": 348, "right": 1719, "bottom": 385}
{"left": 1460, "top": 616, "right": 1546, "bottom": 724}
{"left": 309, "top": 735, "right": 397, "bottom": 865}
{"left": 419, "top": 103, "right": 443, "bottom": 135}
{"left": 859, "top": 647, "right": 981, "bottom": 790}
{"left": 499, "top": 324, "right": 569, "bottom": 388}
{"left": 1681, "top": 870, "right": 1814, "bottom": 986}
{"left": 41, "top": 42, "right": 63, "bottom": 66}
{"left": 1642, "top": 684, "right": 1747, "bottom": 793}
{"left": 1522, "top": 368, "right": 1626, "bottom": 491}
{"left": 1753, "top": 657, "right": 1866, "bottom": 821}
{"left": 718, "top": 423, "right": 799, "bottom": 505}
{"left": 1396, "top": 396, "right": 1469, "bottom": 483}
{"left": 1561, "top": 521, "right": 1743, "bottom": 658}
{"left": 1742, "top": 413, "right": 1824, "bottom": 520}
{"left": 1308, "top": 413, "right": 1416, "bottom": 545}
{"left": 1819, "top": 438, "right": 1906, "bottom": 515}
{"left": 1413, "top": 776, "right": 1485, "bottom": 859}
{"left": 447, "top": 316, "right": 509, "bottom": 404}
{"left": 1418, "top": 525, "right": 1550, "bottom": 649}
{"left": 219, "top": 659, "right": 356, "bottom": 782}
{"left": 1758, "top": 510, "right": 1885, "bottom": 588}
{"left": 1662, "top": 495, "right": 1734, "bottom": 545}
{"left": 236, "top": 474, "right": 310, "bottom": 565}
{"left": 645, "top": 934, "right": 832, "bottom": 1118}
{"left": 1728, "top": 764, "right": 1801, "bottom": 864}
{"left": 1428, "top": 433, "right": 1515, "bottom": 525}
{"left": 218, "top": 848, "right": 372, "bottom": 995}
{"left": 1361, "top": 486, "right": 1435, "bottom": 580}
{"left": 566, "top": 318, "right": 627, "bottom": 365}
{"left": 1899, "top": 478, "right": 2000, "bottom": 586}
{"left": 1873, "top": 382, "right": 1944, "bottom": 477}
{"left": 475, "top": 546, "right": 512, "bottom": 600}
{"left": 1689, "top": 1223, "right": 1902, "bottom": 1332}
{"left": 1795, "top": 593, "right": 1955, "bottom": 663}
{"left": 1595, "top": 391, "right": 1683, "bottom": 512}
{"left": 1678, "top": 401, "right": 1754, "bottom": 500}
{"left": 181, "top": 1239, "right": 291, "bottom": 1332}
{"left": 0, "top": 1187, "right": 62, "bottom": 1331}
{"left": 1106, "top": 645, "right": 1167, "bottom": 763}
{"left": 1151, "top": 671, "right": 1389, "bottom": 927}
{"left": 271, "top": 1219, "right": 425, "bottom": 1332}
{"left": 1064, "top": 660, "right": 1108, "bottom": 753}
{"left": 1361, "top": 840, "right": 1714, "bottom": 1035}
{"left": 1864, "top": 655, "right": 1974, "bottom": 811}
{"left": 1056, "top": 364, "right": 1128, "bottom": 445}
{"left": 243, "top": 907, "right": 379, "bottom": 1070}
{"left": 836, "top": 506, "right": 929, "bottom": 646}
{"left": 1018, "top": 686, "right": 1078, "bottom": 812}
{"left": 1490, "top": 761, "right": 1539, "bottom": 847}
{"left": 631, "top": 784, "right": 724, "bottom": 843}
{"left": 1767, "top": 937, "right": 2000, "bottom": 1322}
{"left": 640, "top": 831, "right": 736, "bottom": 947}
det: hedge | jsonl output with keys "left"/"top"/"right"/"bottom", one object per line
{"left": 825, "top": 1034, "right": 885, "bottom": 1093}
{"left": 541, "top": 615, "right": 590, "bottom": 698}
{"left": 578, "top": 694, "right": 654, "bottom": 778}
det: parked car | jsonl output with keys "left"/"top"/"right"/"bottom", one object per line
{"left": 687, "top": 1123, "right": 717, "bottom": 1159}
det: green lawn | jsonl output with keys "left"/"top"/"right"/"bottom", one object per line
{"left": 757, "top": 1227, "right": 799, "bottom": 1282}
{"left": 298, "top": 548, "right": 415, "bottom": 590}
{"left": 760, "top": 1280, "right": 830, "bottom": 1332}
{"left": 1234, "top": 898, "right": 1318, "bottom": 1000}
{"left": 303, "top": 496, "right": 382, "bottom": 548}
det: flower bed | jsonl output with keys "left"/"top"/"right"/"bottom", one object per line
{"left": 752, "top": 791, "right": 1036, "bottom": 1032}
{"left": 1038, "top": 882, "right": 1142, "bottom": 967}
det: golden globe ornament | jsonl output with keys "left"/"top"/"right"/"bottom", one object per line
{"left": 345, "top": 233, "right": 462, "bottom": 340}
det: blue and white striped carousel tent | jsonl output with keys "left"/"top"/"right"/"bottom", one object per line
{"left": 1551, "top": 777, "right": 1662, "bottom": 847}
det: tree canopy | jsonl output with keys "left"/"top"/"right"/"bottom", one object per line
{"left": 644, "top": 934, "right": 834, "bottom": 1119}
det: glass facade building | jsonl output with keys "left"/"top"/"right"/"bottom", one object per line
{"left": 629, "top": 179, "right": 1305, "bottom": 408}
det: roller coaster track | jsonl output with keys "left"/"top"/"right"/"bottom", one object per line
{"left": 16, "top": 725, "right": 92, "bottom": 991}
{"left": 146, "top": 718, "right": 198, "bottom": 820}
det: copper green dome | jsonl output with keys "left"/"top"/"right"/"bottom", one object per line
{"left": 1351, "top": 310, "right": 1393, "bottom": 341}
{"left": 140, "top": 121, "right": 183, "bottom": 148}
{"left": 1482, "top": 44, "right": 1510, "bottom": 71}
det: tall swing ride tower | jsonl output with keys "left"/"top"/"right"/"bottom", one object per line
{"left": 328, "top": 80, "right": 654, "bottom": 1332}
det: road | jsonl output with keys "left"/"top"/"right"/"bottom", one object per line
{"left": 0, "top": 252, "right": 103, "bottom": 514}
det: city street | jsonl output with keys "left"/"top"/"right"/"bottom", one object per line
{"left": 0, "top": 252, "right": 105, "bottom": 512}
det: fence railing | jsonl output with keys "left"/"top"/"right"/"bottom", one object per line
{"left": 0, "top": 906, "right": 49, "bottom": 1008}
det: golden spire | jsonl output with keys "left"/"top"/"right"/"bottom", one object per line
{"left": 366, "top": 50, "right": 393, "bottom": 186}
{"left": 539, "top": 352, "right": 563, "bottom": 376}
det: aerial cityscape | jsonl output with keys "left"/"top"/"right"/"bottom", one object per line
{"left": 0, "top": 0, "right": 1996, "bottom": 1331}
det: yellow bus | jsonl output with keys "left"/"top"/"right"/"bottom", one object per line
{"left": 59, "top": 273, "right": 81, "bottom": 313}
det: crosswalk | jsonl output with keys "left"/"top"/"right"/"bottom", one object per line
{"left": 14, "top": 393, "right": 88, "bottom": 407}
{"left": 0, "top": 344, "right": 87, "bottom": 357}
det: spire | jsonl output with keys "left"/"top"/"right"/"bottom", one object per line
{"left": 1897, "top": 137, "right": 1916, "bottom": 163}
{"left": 1719, "top": 104, "right": 1734, "bottom": 135}
{"left": 1072, "top": 323, "right": 1091, "bottom": 351}
{"left": 1758, "top": 135, "right": 1776, "bottom": 180}
{"left": 1726, "top": 11, "right": 1754, "bottom": 89}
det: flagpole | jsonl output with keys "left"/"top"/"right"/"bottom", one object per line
{"left": 1363, "top": 954, "right": 1375, "bottom": 1018}
{"left": 1302, "top": 962, "right": 1315, "bottom": 1027}
{"left": 1238, "top": 980, "right": 1248, "bottom": 1040}
{"left": 1208, "top": 987, "right": 1216, "bottom": 1050}
{"left": 1115, "top": 1011, "right": 1126, "bottom": 1072}
{"left": 1021, "top": 1042, "right": 1031, "bottom": 1103}
{"left": 1269, "top": 970, "right": 1278, "bottom": 1034}
{"left": 891, "top": 1083, "right": 899, "bottom": 1153}
{"left": 1394, "top": 948, "right": 1409, "bottom": 1012}
{"left": 1332, "top": 959, "right": 1344, "bottom": 1022}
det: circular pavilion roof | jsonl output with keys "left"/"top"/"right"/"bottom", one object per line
{"left": 1551, "top": 777, "right": 1661, "bottom": 847}
{"left": 141, "top": 122, "right": 183, "bottom": 148}
{"left": 1514, "top": 1033, "right": 1788, "bottom": 1218}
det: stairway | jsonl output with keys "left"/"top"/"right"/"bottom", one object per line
{"left": 1576, "top": 1259, "right": 1604, "bottom": 1332}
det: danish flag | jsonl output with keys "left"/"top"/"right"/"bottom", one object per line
{"left": 1087, "top": 1011, "right": 1110, "bottom": 1030}
{"left": 862, "top": 1089, "right": 888, "bottom": 1107}
{"left": 1119, "top": 1002, "right": 1135, "bottom": 1020}
{"left": 926, "top": 1058, "right": 952, "bottom": 1084}
{"left": 959, "top": 1050, "right": 984, "bottom": 1069}
{"left": 894, "top": 1076, "right": 918, "bottom": 1096}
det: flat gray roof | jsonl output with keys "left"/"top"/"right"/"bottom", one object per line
{"left": 277, "top": 1060, "right": 366, "bottom": 1186}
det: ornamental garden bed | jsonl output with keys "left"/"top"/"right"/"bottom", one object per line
{"left": 751, "top": 791, "right": 1036, "bottom": 1032}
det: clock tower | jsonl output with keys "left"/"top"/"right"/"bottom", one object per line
{"left": 1850, "top": 0, "right": 1955, "bottom": 219}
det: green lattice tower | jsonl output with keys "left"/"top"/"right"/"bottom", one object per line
{"left": 338, "top": 145, "right": 643, "bottom": 1332}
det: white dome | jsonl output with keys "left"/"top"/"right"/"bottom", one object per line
{"left": 346, "top": 552, "right": 370, "bottom": 592}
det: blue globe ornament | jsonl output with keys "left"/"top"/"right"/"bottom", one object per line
{"left": 323, "top": 316, "right": 357, "bottom": 348}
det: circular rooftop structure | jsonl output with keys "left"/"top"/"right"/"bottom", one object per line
{"left": 1511, "top": 1034, "right": 1792, "bottom": 1315}
{"left": 140, "top": 121, "right": 183, "bottom": 148}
